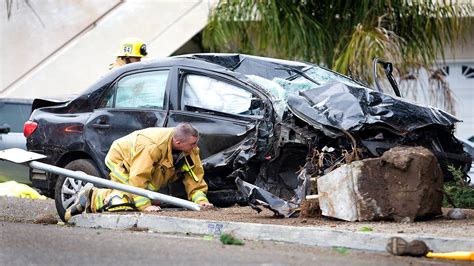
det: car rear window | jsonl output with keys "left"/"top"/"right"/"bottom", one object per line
{"left": 0, "top": 102, "right": 31, "bottom": 133}
{"left": 104, "top": 70, "right": 169, "bottom": 109}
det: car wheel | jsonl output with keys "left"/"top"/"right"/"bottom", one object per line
{"left": 55, "top": 159, "right": 101, "bottom": 222}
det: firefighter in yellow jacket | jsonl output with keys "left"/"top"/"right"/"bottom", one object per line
{"left": 65, "top": 123, "right": 213, "bottom": 221}
{"left": 109, "top": 37, "right": 147, "bottom": 70}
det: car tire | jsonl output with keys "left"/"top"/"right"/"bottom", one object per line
{"left": 55, "top": 159, "right": 101, "bottom": 222}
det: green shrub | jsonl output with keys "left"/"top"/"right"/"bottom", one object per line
{"left": 443, "top": 165, "right": 474, "bottom": 209}
{"left": 443, "top": 183, "right": 474, "bottom": 209}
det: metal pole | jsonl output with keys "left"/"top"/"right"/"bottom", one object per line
{"left": 28, "top": 161, "right": 200, "bottom": 211}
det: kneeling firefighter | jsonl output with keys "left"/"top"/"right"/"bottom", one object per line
{"left": 65, "top": 123, "right": 213, "bottom": 221}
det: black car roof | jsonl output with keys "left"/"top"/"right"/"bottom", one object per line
{"left": 119, "top": 56, "right": 229, "bottom": 73}
{"left": 109, "top": 53, "right": 310, "bottom": 81}
{"left": 175, "top": 53, "right": 310, "bottom": 80}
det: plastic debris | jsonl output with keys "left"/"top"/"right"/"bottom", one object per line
{"left": 447, "top": 208, "right": 467, "bottom": 220}
{"left": 0, "top": 181, "right": 46, "bottom": 199}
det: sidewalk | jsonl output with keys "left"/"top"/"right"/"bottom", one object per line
{"left": 69, "top": 206, "right": 474, "bottom": 253}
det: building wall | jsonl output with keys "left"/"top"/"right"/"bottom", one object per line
{"left": 1, "top": 0, "right": 214, "bottom": 99}
{"left": 443, "top": 62, "right": 474, "bottom": 140}
{"left": 1, "top": 0, "right": 121, "bottom": 95}
{"left": 439, "top": 25, "right": 473, "bottom": 140}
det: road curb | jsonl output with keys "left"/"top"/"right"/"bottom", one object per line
{"left": 70, "top": 214, "right": 474, "bottom": 252}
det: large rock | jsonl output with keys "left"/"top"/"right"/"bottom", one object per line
{"left": 317, "top": 146, "right": 443, "bottom": 222}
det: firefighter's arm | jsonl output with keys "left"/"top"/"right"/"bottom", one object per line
{"left": 128, "top": 141, "right": 160, "bottom": 211}
{"left": 182, "top": 150, "right": 211, "bottom": 206}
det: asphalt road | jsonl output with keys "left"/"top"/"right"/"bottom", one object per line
{"left": 0, "top": 221, "right": 453, "bottom": 266}
{"left": 0, "top": 196, "right": 469, "bottom": 265}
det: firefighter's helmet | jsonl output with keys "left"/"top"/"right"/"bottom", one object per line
{"left": 116, "top": 37, "right": 147, "bottom": 58}
{"left": 100, "top": 191, "right": 136, "bottom": 212}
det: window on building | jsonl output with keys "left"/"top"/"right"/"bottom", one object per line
{"left": 462, "top": 65, "right": 474, "bottom": 79}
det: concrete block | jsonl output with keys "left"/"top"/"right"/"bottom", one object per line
{"left": 317, "top": 146, "right": 443, "bottom": 222}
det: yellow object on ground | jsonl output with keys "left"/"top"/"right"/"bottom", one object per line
{"left": 0, "top": 181, "right": 46, "bottom": 199}
{"left": 426, "top": 251, "right": 474, "bottom": 261}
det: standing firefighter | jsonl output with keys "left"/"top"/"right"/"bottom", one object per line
{"left": 109, "top": 37, "right": 148, "bottom": 70}
{"left": 65, "top": 123, "right": 213, "bottom": 221}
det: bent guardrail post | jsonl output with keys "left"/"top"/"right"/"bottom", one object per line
{"left": 0, "top": 148, "right": 200, "bottom": 211}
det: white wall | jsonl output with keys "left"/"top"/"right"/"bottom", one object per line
{"left": 444, "top": 62, "right": 474, "bottom": 140}
{"left": 0, "top": 0, "right": 121, "bottom": 95}
{"left": 1, "top": 0, "right": 214, "bottom": 99}
{"left": 435, "top": 24, "right": 473, "bottom": 140}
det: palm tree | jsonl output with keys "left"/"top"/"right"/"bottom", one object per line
{"left": 203, "top": 0, "right": 472, "bottom": 114}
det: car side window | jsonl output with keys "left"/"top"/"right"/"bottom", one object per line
{"left": 183, "top": 74, "right": 262, "bottom": 115}
{"left": 0, "top": 102, "right": 31, "bottom": 132}
{"left": 103, "top": 70, "right": 169, "bottom": 109}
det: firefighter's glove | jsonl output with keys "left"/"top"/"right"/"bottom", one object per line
{"left": 199, "top": 201, "right": 215, "bottom": 210}
{"left": 144, "top": 205, "right": 162, "bottom": 212}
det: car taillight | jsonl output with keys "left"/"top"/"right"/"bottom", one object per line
{"left": 24, "top": 121, "right": 38, "bottom": 137}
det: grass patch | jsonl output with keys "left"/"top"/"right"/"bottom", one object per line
{"left": 359, "top": 226, "right": 373, "bottom": 232}
{"left": 202, "top": 235, "right": 215, "bottom": 241}
{"left": 332, "top": 247, "right": 350, "bottom": 255}
{"left": 220, "top": 233, "right": 244, "bottom": 245}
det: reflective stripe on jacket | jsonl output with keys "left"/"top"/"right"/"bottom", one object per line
{"left": 105, "top": 127, "right": 208, "bottom": 210}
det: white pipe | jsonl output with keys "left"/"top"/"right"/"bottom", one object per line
{"left": 28, "top": 161, "right": 200, "bottom": 211}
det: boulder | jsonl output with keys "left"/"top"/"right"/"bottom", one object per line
{"left": 317, "top": 146, "right": 443, "bottom": 222}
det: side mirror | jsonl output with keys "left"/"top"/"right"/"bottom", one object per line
{"left": 372, "top": 58, "right": 402, "bottom": 97}
{"left": 250, "top": 98, "right": 263, "bottom": 110}
{"left": 0, "top": 124, "right": 11, "bottom": 134}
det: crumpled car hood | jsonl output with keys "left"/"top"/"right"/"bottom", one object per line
{"left": 287, "top": 82, "right": 460, "bottom": 138}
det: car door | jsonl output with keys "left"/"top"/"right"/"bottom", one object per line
{"left": 166, "top": 67, "right": 268, "bottom": 166}
{"left": 84, "top": 69, "right": 171, "bottom": 173}
{"left": 0, "top": 100, "right": 32, "bottom": 184}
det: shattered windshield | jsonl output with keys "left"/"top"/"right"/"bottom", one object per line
{"left": 246, "top": 66, "right": 364, "bottom": 119}
{"left": 292, "top": 66, "right": 364, "bottom": 88}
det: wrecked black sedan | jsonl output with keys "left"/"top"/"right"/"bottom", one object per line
{"left": 25, "top": 54, "right": 471, "bottom": 218}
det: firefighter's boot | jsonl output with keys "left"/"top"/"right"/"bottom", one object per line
{"left": 64, "top": 183, "right": 94, "bottom": 222}
{"left": 386, "top": 237, "right": 430, "bottom": 257}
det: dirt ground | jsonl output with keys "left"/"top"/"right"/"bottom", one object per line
{"left": 1, "top": 196, "right": 473, "bottom": 239}
{"left": 149, "top": 205, "right": 474, "bottom": 239}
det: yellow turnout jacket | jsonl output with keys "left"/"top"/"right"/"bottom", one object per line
{"left": 105, "top": 127, "right": 208, "bottom": 210}
{"left": 108, "top": 57, "right": 127, "bottom": 70}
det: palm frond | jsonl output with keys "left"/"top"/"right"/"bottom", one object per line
{"left": 203, "top": 0, "right": 473, "bottom": 113}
